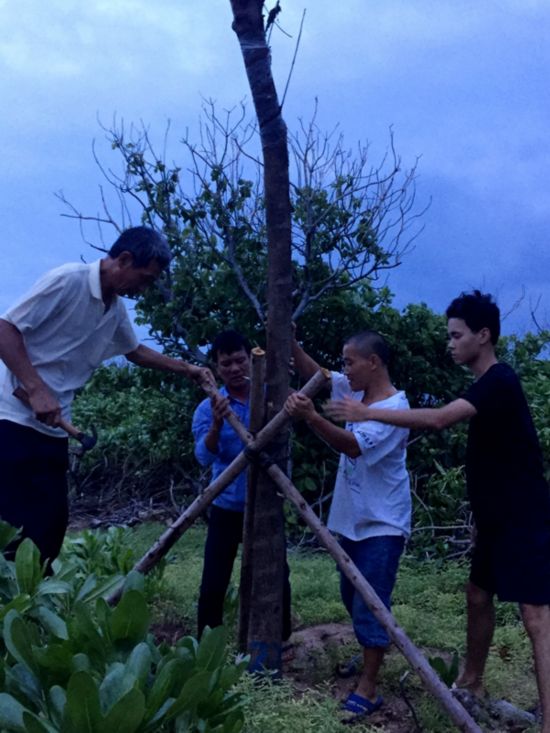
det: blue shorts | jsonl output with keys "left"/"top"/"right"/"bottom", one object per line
{"left": 339, "top": 535, "right": 405, "bottom": 648}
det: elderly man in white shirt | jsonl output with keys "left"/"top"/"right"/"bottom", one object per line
{"left": 0, "top": 226, "right": 213, "bottom": 568}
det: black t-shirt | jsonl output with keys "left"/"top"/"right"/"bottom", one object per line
{"left": 463, "top": 363, "right": 550, "bottom": 530}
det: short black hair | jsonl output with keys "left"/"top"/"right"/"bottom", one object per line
{"left": 209, "top": 330, "right": 251, "bottom": 363}
{"left": 108, "top": 226, "right": 172, "bottom": 268}
{"left": 344, "top": 330, "right": 390, "bottom": 366}
{"left": 446, "top": 290, "right": 500, "bottom": 344}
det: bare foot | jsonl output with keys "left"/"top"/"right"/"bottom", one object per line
{"left": 453, "top": 676, "right": 487, "bottom": 698}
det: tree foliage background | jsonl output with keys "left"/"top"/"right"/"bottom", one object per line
{"left": 66, "top": 106, "right": 549, "bottom": 559}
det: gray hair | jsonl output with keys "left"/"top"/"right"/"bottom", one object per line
{"left": 108, "top": 226, "right": 172, "bottom": 268}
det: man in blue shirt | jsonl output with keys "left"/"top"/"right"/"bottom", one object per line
{"left": 192, "top": 330, "right": 291, "bottom": 639}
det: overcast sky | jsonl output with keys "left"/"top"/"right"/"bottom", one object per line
{"left": 2, "top": 0, "right": 549, "bottom": 337}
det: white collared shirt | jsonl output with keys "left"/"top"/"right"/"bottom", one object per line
{"left": 0, "top": 260, "right": 138, "bottom": 436}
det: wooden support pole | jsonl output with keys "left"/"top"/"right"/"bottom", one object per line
{"left": 264, "top": 462, "right": 482, "bottom": 733}
{"left": 106, "top": 369, "right": 329, "bottom": 606}
{"left": 238, "top": 347, "right": 266, "bottom": 650}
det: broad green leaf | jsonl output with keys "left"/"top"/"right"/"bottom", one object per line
{"left": 0, "top": 594, "right": 33, "bottom": 622}
{"left": 75, "top": 573, "right": 100, "bottom": 602}
{"left": 0, "top": 691, "right": 26, "bottom": 731}
{"left": 71, "top": 653, "right": 92, "bottom": 672}
{"left": 99, "top": 663, "right": 134, "bottom": 713}
{"left": 48, "top": 685, "right": 67, "bottom": 728}
{"left": 68, "top": 604, "right": 108, "bottom": 664}
{"left": 217, "top": 663, "right": 245, "bottom": 692}
{"left": 164, "top": 670, "right": 212, "bottom": 721}
{"left": 110, "top": 590, "right": 150, "bottom": 645}
{"left": 3, "top": 610, "right": 40, "bottom": 676}
{"left": 22, "top": 711, "right": 58, "bottom": 733}
{"left": 125, "top": 642, "right": 152, "bottom": 687}
{"left": 36, "top": 578, "right": 71, "bottom": 598}
{"left": 65, "top": 671, "right": 101, "bottom": 733}
{"left": 176, "top": 635, "right": 198, "bottom": 657}
{"left": 142, "top": 698, "right": 174, "bottom": 732}
{"left": 94, "top": 597, "right": 111, "bottom": 634}
{"left": 0, "top": 553, "right": 16, "bottom": 583}
{"left": 121, "top": 570, "right": 145, "bottom": 594}
{"left": 196, "top": 626, "right": 227, "bottom": 671}
{"left": 33, "top": 643, "right": 73, "bottom": 676}
{"left": 5, "top": 662, "right": 42, "bottom": 708}
{"left": 143, "top": 659, "right": 182, "bottom": 721}
{"left": 31, "top": 606, "right": 68, "bottom": 639}
{"left": 15, "top": 539, "right": 43, "bottom": 595}
{"left": 0, "top": 520, "right": 20, "bottom": 551}
{"left": 77, "top": 574, "right": 125, "bottom": 604}
{"left": 101, "top": 688, "right": 145, "bottom": 733}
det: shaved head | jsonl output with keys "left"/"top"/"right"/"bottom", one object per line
{"left": 344, "top": 330, "right": 390, "bottom": 366}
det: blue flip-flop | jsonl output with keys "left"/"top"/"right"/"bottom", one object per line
{"left": 341, "top": 692, "right": 383, "bottom": 720}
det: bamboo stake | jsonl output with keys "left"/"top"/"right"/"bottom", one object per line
{"left": 106, "top": 368, "right": 329, "bottom": 605}
{"left": 263, "top": 461, "right": 482, "bottom": 733}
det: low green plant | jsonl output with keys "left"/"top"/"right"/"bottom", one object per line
{"left": 428, "top": 651, "right": 459, "bottom": 687}
{"left": 0, "top": 523, "right": 248, "bottom": 733}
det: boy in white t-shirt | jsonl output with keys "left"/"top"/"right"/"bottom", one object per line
{"left": 286, "top": 330, "right": 410, "bottom": 719}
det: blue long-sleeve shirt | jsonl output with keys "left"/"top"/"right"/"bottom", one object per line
{"left": 191, "top": 386, "right": 249, "bottom": 512}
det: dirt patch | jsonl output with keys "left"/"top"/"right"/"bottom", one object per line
{"left": 283, "top": 623, "right": 419, "bottom": 732}
{"left": 150, "top": 619, "right": 193, "bottom": 646}
{"left": 147, "top": 619, "right": 535, "bottom": 732}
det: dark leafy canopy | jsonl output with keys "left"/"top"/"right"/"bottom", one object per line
{"left": 59, "top": 103, "right": 424, "bottom": 361}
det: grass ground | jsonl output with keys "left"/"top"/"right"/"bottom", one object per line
{"left": 128, "top": 521, "right": 539, "bottom": 733}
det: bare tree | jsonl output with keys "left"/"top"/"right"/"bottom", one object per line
{"left": 228, "top": 0, "right": 292, "bottom": 673}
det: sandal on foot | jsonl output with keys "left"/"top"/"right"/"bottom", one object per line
{"left": 341, "top": 692, "right": 383, "bottom": 719}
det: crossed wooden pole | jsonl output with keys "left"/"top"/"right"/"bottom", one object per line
{"left": 107, "top": 358, "right": 481, "bottom": 733}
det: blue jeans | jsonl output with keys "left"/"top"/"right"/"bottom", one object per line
{"left": 339, "top": 535, "right": 405, "bottom": 648}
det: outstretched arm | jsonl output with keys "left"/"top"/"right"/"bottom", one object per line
{"left": 324, "top": 397, "right": 476, "bottom": 430}
{"left": 0, "top": 318, "right": 61, "bottom": 425}
{"left": 125, "top": 344, "right": 215, "bottom": 387}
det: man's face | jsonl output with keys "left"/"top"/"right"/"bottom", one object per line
{"left": 115, "top": 255, "right": 163, "bottom": 297}
{"left": 216, "top": 348, "right": 251, "bottom": 391}
{"left": 447, "top": 317, "right": 485, "bottom": 366}
{"left": 342, "top": 343, "right": 374, "bottom": 392}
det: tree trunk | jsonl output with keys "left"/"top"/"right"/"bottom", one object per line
{"left": 229, "top": 0, "right": 293, "bottom": 672}
{"left": 238, "top": 347, "right": 266, "bottom": 651}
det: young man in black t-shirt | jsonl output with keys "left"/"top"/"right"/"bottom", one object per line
{"left": 324, "top": 291, "right": 550, "bottom": 732}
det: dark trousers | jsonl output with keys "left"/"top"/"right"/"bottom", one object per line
{"left": 197, "top": 504, "right": 292, "bottom": 640}
{"left": 0, "top": 420, "right": 68, "bottom": 568}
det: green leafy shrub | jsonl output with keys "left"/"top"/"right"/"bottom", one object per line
{"left": 0, "top": 523, "right": 247, "bottom": 733}
{"left": 70, "top": 364, "right": 203, "bottom": 509}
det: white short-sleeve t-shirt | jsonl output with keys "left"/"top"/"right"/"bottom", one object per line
{"left": 0, "top": 260, "right": 138, "bottom": 436}
{"left": 327, "top": 371, "right": 411, "bottom": 541}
